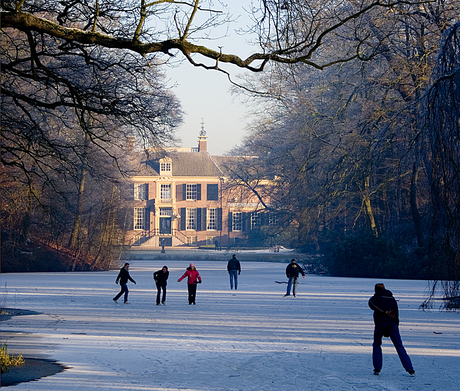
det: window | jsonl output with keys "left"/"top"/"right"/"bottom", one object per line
{"left": 134, "top": 183, "right": 148, "bottom": 200}
{"left": 269, "top": 212, "right": 278, "bottom": 226}
{"left": 207, "top": 184, "right": 219, "bottom": 201}
{"left": 160, "top": 184, "right": 171, "bottom": 203}
{"left": 160, "top": 208, "right": 172, "bottom": 216}
{"left": 207, "top": 208, "right": 217, "bottom": 230}
{"left": 160, "top": 161, "right": 171, "bottom": 174}
{"left": 186, "top": 184, "right": 197, "bottom": 201}
{"left": 232, "top": 212, "right": 242, "bottom": 231}
{"left": 134, "top": 208, "right": 147, "bottom": 230}
{"left": 186, "top": 208, "right": 197, "bottom": 230}
{"left": 251, "top": 212, "right": 261, "bottom": 229}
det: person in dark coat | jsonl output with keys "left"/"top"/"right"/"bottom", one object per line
{"left": 368, "top": 283, "right": 415, "bottom": 376}
{"left": 284, "top": 259, "right": 305, "bottom": 297}
{"left": 113, "top": 263, "right": 136, "bottom": 304}
{"left": 153, "top": 266, "right": 169, "bottom": 305}
{"left": 227, "top": 254, "right": 241, "bottom": 290}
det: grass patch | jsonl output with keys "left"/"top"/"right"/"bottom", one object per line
{"left": 1, "top": 344, "right": 24, "bottom": 374}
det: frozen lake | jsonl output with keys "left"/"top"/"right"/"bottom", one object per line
{"left": 1, "top": 259, "right": 459, "bottom": 390}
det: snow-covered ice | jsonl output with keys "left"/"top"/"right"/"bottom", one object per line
{"left": 1, "top": 259, "right": 459, "bottom": 390}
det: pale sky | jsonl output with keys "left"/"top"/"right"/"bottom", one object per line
{"left": 166, "top": 1, "right": 256, "bottom": 156}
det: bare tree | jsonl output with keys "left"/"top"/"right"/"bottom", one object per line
{"left": 1, "top": 26, "right": 182, "bottom": 270}
{"left": 2, "top": 0, "right": 431, "bottom": 75}
{"left": 229, "top": 1, "right": 458, "bottom": 279}
{"left": 421, "top": 21, "right": 460, "bottom": 305}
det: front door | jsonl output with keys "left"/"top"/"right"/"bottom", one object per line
{"left": 159, "top": 217, "right": 171, "bottom": 234}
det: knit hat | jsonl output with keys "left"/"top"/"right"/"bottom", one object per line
{"left": 189, "top": 263, "right": 195, "bottom": 268}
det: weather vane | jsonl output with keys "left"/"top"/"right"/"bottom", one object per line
{"left": 200, "top": 118, "right": 207, "bottom": 136}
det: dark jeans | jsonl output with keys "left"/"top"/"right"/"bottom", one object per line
{"left": 286, "top": 276, "right": 299, "bottom": 296}
{"left": 229, "top": 270, "right": 238, "bottom": 289}
{"left": 114, "top": 282, "right": 128, "bottom": 302}
{"left": 188, "top": 284, "right": 197, "bottom": 304}
{"left": 156, "top": 283, "right": 166, "bottom": 304}
{"left": 373, "top": 322, "right": 414, "bottom": 372}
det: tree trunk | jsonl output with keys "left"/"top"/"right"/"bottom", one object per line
{"left": 363, "top": 176, "right": 378, "bottom": 237}
{"left": 410, "top": 161, "right": 424, "bottom": 248}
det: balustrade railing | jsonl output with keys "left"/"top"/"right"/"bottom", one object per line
{"left": 131, "top": 228, "right": 189, "bottom": 246}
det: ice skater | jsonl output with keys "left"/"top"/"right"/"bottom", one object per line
{"left": 284, "top": 259, "right": 305, "bottom": 297}
{"left": 113, "top": 263, "right": 136, "bottom": 304}
{"left": 227, "top": 254, "right": 241, "bottom": 289}
{"left": 153, "top": 266, "right": 169, "bottom": 305}
{"left": 178, "top": 263, "right": 202, "bottom": 304}
{"left": 368, "top": 283, "right": 415, "bottom": 376}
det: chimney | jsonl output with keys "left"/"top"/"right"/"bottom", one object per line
{"left": 198, "top": 119, "right": 207, "bottom": 152}
{"left": 126, "top": 135, "right": 136, "bottom": 151}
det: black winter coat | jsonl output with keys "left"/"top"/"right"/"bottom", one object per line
{"left": 153, "top": 270, "right": 169, "bottom": 287}
{"left": 227, "top": 258, "right": 241, "bottom": 272}
{"left": 286, "top": 263, "right": 305, "bottom": 278}
{"left": 368, "top": 289, "right": 399, "bottom": 326}
{"left": 116, "top": 267, "right": 135, "bottom": 285}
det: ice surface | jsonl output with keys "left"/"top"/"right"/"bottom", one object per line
{"left": 1, "top": 259, "right": 459, "bottom": 390}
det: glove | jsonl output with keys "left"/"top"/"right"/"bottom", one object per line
{"left": 134, "top": 281, "right": 136, "bottom": 285}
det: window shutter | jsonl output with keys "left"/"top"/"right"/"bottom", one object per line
{"left": 197, "top": 208, "right": 202, "bottom": 231}
{"left": 202, "top": 208, "right": 207, "bottom": 231}
{"left": 129, "top": 183, "right": 135, "bottom": 200}
{"left": 145, "top": 208, "right": 150, "bottom": 230}
{"left": 207, "top": 184, "right": 218, "bottom": 201}
{"left": 261, "top": 212, "right": 267, "bottom": 226}
{"left": 243, "top": 212, "right": 249, "bottom": 232}
{"left": 197, "top": 184, "right": 201, "bottom": 200}
{"left": 143, "top": 183, "right": 149, "bottom": 200}
{"left": 228, "top": 212, "right": 233, "bottom": 232}
{"left": 183, "top": 184, "right": 186, "bottom": 200}
{"left": 217, "top": 208, "right": 222, "bottom": 230}
{"left": 176, "top": 184, "right": 183, "bottom": 201}
{"left": 180, "top": 208, "right": 186, "bottom": 230}
{"left": 126, "top": 208, "right": 134, "bottom": 230}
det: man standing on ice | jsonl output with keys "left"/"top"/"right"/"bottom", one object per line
{"left": 284, "top": 259, "right": 305, "bottom": 297}
{"left": 153, "top": 266, "right": 169, "bottom": 305}
{"left": 368, "top": 283, "right": 415, "bottom": 376}
{"left": 113, "top": 262, "right": 136, "bottom": 304}
{"left": 227, "top": 254, "right": 241, "bottom": 290}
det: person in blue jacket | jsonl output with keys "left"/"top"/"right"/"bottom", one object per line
{"left": 368, "top": 283, "right": 415, "bottom": 376}
{"left": 113, "top": 263, "right": 136, "bottom": 304}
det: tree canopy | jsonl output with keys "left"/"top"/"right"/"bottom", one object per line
{"left": 2, "top": 0, "right": 430, "bottom": 74}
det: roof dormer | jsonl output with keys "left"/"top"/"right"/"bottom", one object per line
{"left": 159, "top": 157, "right": 172, "bottom": 175}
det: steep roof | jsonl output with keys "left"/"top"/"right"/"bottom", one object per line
{"left": 144, "top": 151, "right": 225, "bottom": 177}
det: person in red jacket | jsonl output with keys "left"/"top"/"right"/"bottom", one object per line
{"left": 178, "top": 263, "right": 202, "bottom": 305}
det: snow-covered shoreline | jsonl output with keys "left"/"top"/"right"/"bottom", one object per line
{"left": 1, "top": 260, "right": 459, "bottom": 390}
